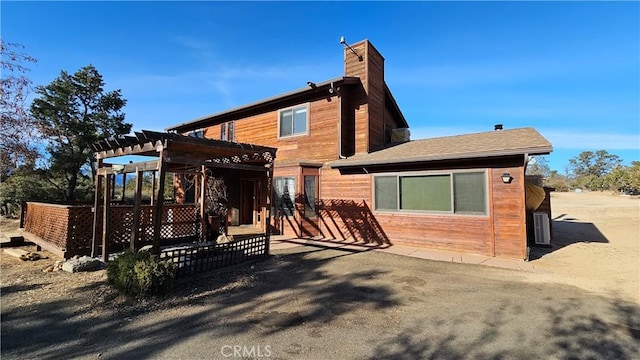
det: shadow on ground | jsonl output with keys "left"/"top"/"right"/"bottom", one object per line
{"left": 2, "top": 244, "right": 639, "bottom": 360}
{"left": 1, "top": 245, "right": 397, "bottom": 359}
{"left": 529, "top": 213, "right": 609, "bottom": 260}
{"left": 371, "top": 299, "right": 639, "bottom": 360}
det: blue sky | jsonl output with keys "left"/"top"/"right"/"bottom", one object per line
{"left": 3, "top": 1, "right": 639, "bottom": 171}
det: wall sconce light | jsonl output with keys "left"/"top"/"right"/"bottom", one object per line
{"left": 501, "top": 172, "right": 512, "bottom": 184}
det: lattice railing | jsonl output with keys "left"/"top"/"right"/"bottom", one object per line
{"left": 24, "top": 202, "right": 200, "bottom": 257}
{"left": 96, "top": 204, "right": 200, "bottom": 251}
{"left": 160, "top": 234, "right": 268, "bottom": 278}
{"left": 24, "top": 203, "right": 72, "bottom": 249}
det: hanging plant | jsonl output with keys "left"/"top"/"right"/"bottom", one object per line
{"left": 204, "top": 174, "right": 228, "bottom": 218}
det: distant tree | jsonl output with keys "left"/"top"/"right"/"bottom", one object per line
{"left": 603, "top": 162, "right": 640, "bottom": 194}
{"left": 0, "top": 41, "right": 39, "bottom": 178}
{"left": 30, "top": 65, "right": 131, "bottom": 202}
{"left": 526, "top": 156, "right": 551, "bottom": 177}
{"left": 546, "top": 170, "right": 570, "bottom": 192}
{"left": 0, "top": 167, "right": 53, "bottom": 216}
{"left": 569, "top": 150, "right": 621, "bottom": 178}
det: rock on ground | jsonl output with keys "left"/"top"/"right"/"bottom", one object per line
{"left": 62, "top": 256, "right": 103, "bottom": 273}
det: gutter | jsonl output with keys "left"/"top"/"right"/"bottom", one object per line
{"left": 330, "top": 146, "right": 554, "bottom": 169}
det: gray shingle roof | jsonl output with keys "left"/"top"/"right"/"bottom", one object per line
{"left": 331, "top": 127, "right": 552, "bottom": 168}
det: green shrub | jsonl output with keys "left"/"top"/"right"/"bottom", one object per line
{"left": 107, "top": 250, "right": 176, "bottom": 298}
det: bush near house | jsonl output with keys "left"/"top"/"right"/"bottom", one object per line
{"left": 107, "top": 251, "right": 176, "bottom": 298}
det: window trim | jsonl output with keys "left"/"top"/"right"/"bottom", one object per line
{"left": 278, "top": 103, "right": 309, "bottom": 139}
{"left": 372, "top": 170, "right": 489, "bottom": 217}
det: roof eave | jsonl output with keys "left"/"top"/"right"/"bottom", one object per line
{"left": 384, "top": 83, "right": 409, "bottom": 129}
{"left": 166, "top": 76, "right": 361, "bottom": 133}
{"left": 330, "top": 146, "right": 553, "bottom": 169}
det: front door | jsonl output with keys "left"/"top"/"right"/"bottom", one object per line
{"left": 240, "top": 179, "right": 256, "bottom": 225}
{"left": 300, "top": 168, "right": 320, "bottom": 237}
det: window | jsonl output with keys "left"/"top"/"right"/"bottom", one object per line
{"left": 453, "top": 172, "right": 486, "bottom": 213}
{"left": 273, "top": 177, "right": 296, "bottom": 217}
{"left": 279, "top": 105, "right": 308, "bottom": 137}
{"left": 188, "top": 129, "right": 204, "bottom": 138}
{"left": 401, "top": 175, "right": 451, "bottom": 212}
{"left": 304, "top": 175, "right": 317, "bottom": 218}
{"left": 374, "top": 171, "right": 487, "bottom": 215}
{"left": 220, "top": 121, "right": 234, "bottom": 141}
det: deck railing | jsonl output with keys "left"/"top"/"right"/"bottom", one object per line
{"left": 24, "top": 202, "right": 200, "bottom": 258}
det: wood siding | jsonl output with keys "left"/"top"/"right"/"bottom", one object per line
{"left": 366, "top": 44, "right": 386, "bottom": 151}
{"left": 315, "top": 165, "right": 528, "bottom": 259}
{"left": 318, "top": 167, "right": 388, "bottom": 244}
{"left": 492, "top": 166, "right": 527, "bottom": 259}
{"left": 203, "top": 99, "right": 340, "bottom": 165}
{"left": 344, "top": 41, "right": 370, "bottom": 154}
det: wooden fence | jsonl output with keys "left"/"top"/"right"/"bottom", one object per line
{"left": 24, "top": 202, "right": 200, "bottom": 258}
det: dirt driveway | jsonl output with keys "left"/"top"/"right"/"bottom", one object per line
{"left": 528, "top": 191, "right": 639, "bottom": 303}
{"left": 1, "top": 191, "right": 639, "bottom": 359}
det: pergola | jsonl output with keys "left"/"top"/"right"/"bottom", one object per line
{"left": 90, "top": 130, "right": 277, "bottom": 261}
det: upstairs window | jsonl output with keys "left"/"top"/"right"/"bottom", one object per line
{"left": 220, "top": 121, "right": 234, "bottom": 141}
{"left": 279, "top": 105, "right": 308, "bottom": 138}
{"left": 188, "top": 129, "right": 204, "bottom": 138}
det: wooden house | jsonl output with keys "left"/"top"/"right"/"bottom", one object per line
{"left": 167, "top": 39, "right": 553, "bottom": 260}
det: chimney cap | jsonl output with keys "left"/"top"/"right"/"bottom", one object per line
{"left": 494, "top": 124, "right": 503, "bottom": 131}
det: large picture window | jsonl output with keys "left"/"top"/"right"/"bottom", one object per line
{"left": 279, "top": 105, "right": 308, "bottom": 138}
{"left": 374, "top": 171, "right": 487, "bottom": 215}
{"left": 273, "top": 177, "right": 296, "bottom": 217}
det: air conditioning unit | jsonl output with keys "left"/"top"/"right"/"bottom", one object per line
{"left": 533, "top": 212, "right": 551, "bottom": 246}
{"left": 390, "top": 128, "right": 411, "bottom": 143}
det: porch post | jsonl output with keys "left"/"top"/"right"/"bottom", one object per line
{"left": 130, "top": 168, "right": 143, "bottom": 251}
{"left": 91, "top": 159, "right": 103, "bottom": 258}
{"left": 265, "top": 167, "right": 273, "bottom": 255}
{"left": 110, "top": 174, "right": 116, "bottom": 200}
{"left": 150, "top": 170, "right": 156, "bottom": 205}
{"left": 152, "top": 154, "right": 166, "bottom": 255}
{"left": 199, "top": 165, "right": 207, "bottom": 241}
{"left": 121, "top": 173, "right": 127, "bottom": 200}
{"left": 102, "top": 173, "right": 112, "bottom": 262}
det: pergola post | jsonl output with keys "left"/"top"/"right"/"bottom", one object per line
{"left": 102, "top": 173, "right": 112, "bottom": 262}
{"left": 91, "top": 159, "right": 103, "bottom": 258}
{"left": 199, "top": 165, "right": 207, "bottom": 241}
{"left": 150, "top": 170, "right": 156, "bottom": 206}
{"left": 130, "top": 168, "right": 143, "bottom": 251}
{"left": 265, "top": 168, "right": 273, "bottom": 255}
{"left": 121, "top": 173, "right": 127, "bottom": 200}
{"left": 152, "top": 154, "right": 166, "bottom": 255}
{"left": 110, "top": 174, "right": 116, "bottom": 200}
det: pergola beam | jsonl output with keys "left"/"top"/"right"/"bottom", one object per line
{"left": 91, "top": 129, "right": 277, "bottom": 261}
